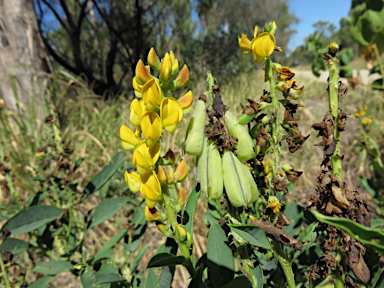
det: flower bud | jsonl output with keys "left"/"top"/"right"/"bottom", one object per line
{"left": 176, "top": 225, "right": 187, "bottom": 242}
{"left": 147, "top": 47, "right": 161, "bottom": 72}
{"left": 170, "top": 51, "right": 179, "bottom": 76}
{"left": 225, "top": 111, "right": 256, "bottom": 162}
{"left": 177, "top": 187, "right": 187, "bottom": 206}
{"left": 186, "top": 231, "right": 193, "bottom": 248}
{"left": 135, "top": 59, "right": 152, "bottom": 85}
{"left": 261, "top": 115, "right": 270, "bottom": 125}
{"left": 168, "top": 65, "right": 190, "bottom": 90}
{"left": 156, "top": 223, "right": 173, "bottom": 238}
{"left": 160, "top": 53, "right": 172, "bottom": 83}
{"left": 167, "top": 168, "right": 175, "bottom": 183}
{"left": 184, "top": 100, "right": 206, "bottom": 155}
{"left": 174, "top": 159, "right": 188, "bottom": 182}
{"left": 328, "top": 42, "right": 339, "bottom": 56}
{"left": 178, "top": 91, "right": 193, "bottom": 113}
{"left": 157, "top": 165, "right": 167, "bottom": 184}
{"left": 281, "top": 163, "right": 293, "bottom": 173}
{"left": 258, "top": 102, "right": 271, "bottom": 110}
{"left": 162, "top": 149, "right": 176, "bottom": 165}
{"left": 249, "top": 215, "right": 257, "bottom": 222}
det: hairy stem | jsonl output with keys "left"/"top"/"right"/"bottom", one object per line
{"left": 327, "top": 55, "right": 342, "bottom": 180}
{"left": 273, "top": 240, "right": 296, "bottom": 288}
{"left": 162, "top": 186, "right": 196, "bottom": 276}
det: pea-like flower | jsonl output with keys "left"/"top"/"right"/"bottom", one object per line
{"left": 133, "top": 142, "right": 161, "bottom": 175}
{"left": 140, "top": 112, "right": 162, "bottom": 148}
{"left": 129, "top": 99, "right": 146, "bottom": 127}
{"left": 267, "top": 196, "right": 282, "bottom": 213}
{"left": 140, "top": 171, "right": 162, "bottom": 208}
{"left": 120, "top": 125, "right": 141, "bottom": 150}
{"left": 142, "top": 78, "right": 162, "bottom": 112}
{"left": 124, "top": 171, "right": 141, "bottom": 192}
{"left": 160, "top": 97, "right": 183, "bottom": 133}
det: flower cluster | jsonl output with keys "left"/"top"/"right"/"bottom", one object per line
{"left": 238, "top": 23, "right": 276, "bottom": 63}
{"left": 121, "top": 48, "right": 192, "bottom": 212}
{"left": 355, "top": 104, "right": 372, "bottom": 125}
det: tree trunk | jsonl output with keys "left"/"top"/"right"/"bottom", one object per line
{"left": 0, "top": 0, "right": 51, "bottom": 118}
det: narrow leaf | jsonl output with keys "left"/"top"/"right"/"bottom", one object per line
{"left": 131, "top": 245, "right": 149, "bottom": 272}
{"left": 184, "top": 187, "right": 200, "bottom": 235}
{"left": 28, "top": 275, "right": 54, "bottom": 288}
{"left": 3, "top": 206, "right": 62, "bottom": 235}
{"left": 229, "top": 225, "right": 271, "bottom": 249}
{"left": 147, "top": 253, "right": 185, "bottom": 268}
{"left": 0, "top": 237, "right": 30, "bottom": 255}
{"left": 33, "top": 260, "right": 73, "bottom": 275}
{"left": 94, "top": 273, "right": 126, "bottom": 285}
{"left": 90, "top": 197, "right": 129, "bottom": 228}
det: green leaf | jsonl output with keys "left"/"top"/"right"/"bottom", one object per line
{"left": 253, "top": 265, "right": 264, "bottom": 288}
{"left": 0, "top": 237, "right": 30, "bottom": 255}
{"left": 229, "top": 225, "right": 271, "bottom": 249}
{"left": 28, "top": 275, "right": 54, "bottom": 288}
{"left": 360, "top": 176, "right": 376, "bottom": 198}
{"left": 33, "top": 260, "right": 73, "bottom": 275}
{"left": 184, "top": 188, "right": 200, "bottom": 235}
{"left": 94, "top": 229, "right": 127, "bottom": 262}
{"left": 283, "top": 201, "right": 303, "bottom": 236}
{"left": 188, "top": 264, "right": 208, "bottom": 288}
{"left": 90, "top": 197, "right": 129, "bottom": 228}
{"left": 94, "top": 273, "right": 126, "bottom": 285}
{"left": 3, "top": 205, "right": 62, "bottom": 235}
{"left": 131, "top": 245, "right": 149, "bottom": 271}
{"left": 82, "top": 151, "right": 124, "bottom": 201}
{"left": 312, "top": 210, "right": 384, "bottom": 255}
{"left": 222, "top": 276, "right": 252, "bottom": 288}
{"left": 296, "top": 222, "right": 318, "bottom": 243}
{"left": 81, "top": 272, "right": 109, "bottom": 288}
{"left": 207, "top": 222, "right": 234, "bottom": 288}
{"left": 145, "top": 268, "right": 160, "bottom": 288}
{"left": 74, "top": 157, "right": 84, "bottom": 171}
{"left": 147, "top": 253, "right": 185, "bottom": 268}
{"left": 371, "top": 219, "right": 384, "bottom": 229}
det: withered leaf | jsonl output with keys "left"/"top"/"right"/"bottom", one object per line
{"left": 212, "top": 85, "right": 228, "bottom": 118}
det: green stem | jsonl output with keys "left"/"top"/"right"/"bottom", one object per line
{"left": 273, "top": 241, "right": 296, "bottom": 288}
{"left": 0, "top": 252, "right": 11, "bottom": 288}
{"left": 327, "top": 55, "right": 342, "bottom": 180}
{"left": 162, "top": 185, "right": 196, "bottom": 276}
{"left": 238, "top": 245, "right": 258, "bottom": 287}
{"left": 334, "top": 244, "right": 345, "bottom": 288}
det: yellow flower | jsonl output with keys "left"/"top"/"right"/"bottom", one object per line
{"left": 178, "top": 90, "right": 194, "bottom": 113}
{"left": 130, "top": 99, "right": 146, "bottom": 126}
{"left": 141, "top": 112, "right": 162, "bottom": 147}
{"left": 144, "top": 205, "right": 165, "bottom": 221}
{"left": 238, "top": 34, "right": 252, "bottom": 55}
{"left": 251, "top": 32, "right": 276, "bottom": 63}
{"left": 142, "top": 78, "right": 162, "bottom": 112}
{"left": 160, "top": 97, "right": 183, "bottom": 133}
{"left": 354, "top": 110, "right": 366, "bottom": 118}
{"left": 120, "top": 125, "right": 141, "bottom": 150}
{"left": 267, "top": 196, "right": 282, "bottom": 213}
{"left": 135, "top": 59, "right": 152, "bottom": 85}
{"left": 124, "top": 171, "right": 141, "bottom": 192}
{"left": 157, "top": 165, "right": 167, "bottom": 184}
{"left": 173, "top": 64, "right": 190, "bottom": 89}
{"left": 133, "top": 142, "right": 161, "bottom": 175}
{"left": 362, "top": 116, "right": 373, "bottom": 125}
{"left": 147, "top": 47, "right": 161, "bottom": 72}
{"left": 160, "top": 52, "right": 173, "bottom": 83}
{"left": 140, "top": 171, "right": 162, "bottom": 208}
{"left": 170, "top": 50, "right": 179, "bottom": 76}
{"left": 174, "top": 159, "right": 188, "bottom": 182}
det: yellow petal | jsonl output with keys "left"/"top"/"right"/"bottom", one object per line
{"left": 142, "top": 79, "right": 162, "bottom": 112}
{"left": 141, "top": 112, "right": 162, "bottom": 147}
{"left": 133, "top": 150, "right": 151, "bottom": 175}
{"left": 170, "top": 50, "right": 179, "bottom": 76}
{"left": 141, "top": 171, "right": 162, "bottom": 208}
{"left": 120, "top": 125, "right": 141, "bottom": 150}
{"left": 253, "top": 26, "right": 259, "bottom": 38}
{"left": 157, "top": 165, "right": 167, "bottom": 184}
{"left": 130, "top": 99, "right": 145, "bottom": 126}
{"left": 251, "top": 32, "right": 276, "bottom": 60}
{"left": 175, "top": 64, "right": 190, "bottom": 88}
{"left": 133, "top": 142, "right": 161, "bottom": 175}
{"left": 147, "top": 47, "right": 161, "bottom": 71}
{"left": 144, "top": 205, "right": 163, "bottom": 221}
{"left": 132, "top": 76, "right": 144, "bottom": 94}
{"left": 178, "top": 90, "right": 193, "bottom": 112}
{"left": 135, "top": 59, "right": 152, "bottom": 85}
{"left": 238, "top": 34, "right": 252, "bottom": 55}
{"left": 160, "top": 97, "right": 183, "bottom": 133}
{"left": 124, "top": 171, "right": 141, "bottom": 192}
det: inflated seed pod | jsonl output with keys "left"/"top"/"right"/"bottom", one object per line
{"left": 222, "top": 150, "right": 253, "bottom": 207}
{"left": 184, "top": 100, "right": 206, "bottom": 155}
{"left": 224, "top": 111, "right": 256, "bottom": 162}
{"left": 196, "top": 138, "right": 208, "bottom": 184}
{"left": 244, "top": 164, "right": 259, "bottom": 203}
{"left": 199, "top": 140, "right": 223, "bottom": 200}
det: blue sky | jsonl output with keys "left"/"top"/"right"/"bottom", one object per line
{"left": 288, "top": 0, "right": 352, "bottom": 50}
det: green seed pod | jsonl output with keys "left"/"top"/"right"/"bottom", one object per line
{"left": 196, "top": 138, "right": 208, "bottom": 184}
{"left": 245, "top": 164, "right": 259, "bottom": 203}
{"left": 223, "top": 151, "right": 255, "bottom": 207}
{"left": 199, "top": 140, "right": 223, "bottom": 200}
{"left": 184, "top": 100, "right": 206, "bottom": 155}
{"left": 225, "top": 111, "right": 256, "bottom": 162}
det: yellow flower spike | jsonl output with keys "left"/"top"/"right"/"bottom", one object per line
{"left": 147, "top": 47, "right": 161, "bottom": 72}
{"left": 157, "top": 165, "right": 167, "bottom": 184}
{"left": 160, "top": 97, "right": 183, "bottom": 133}
{"left": 124, "top": 171, "right": 141, "bottom": 192}
{"left": 170, "top": 50, "right": 179, "bottom": 76}
{"left": 249, "top": 215, "right": 257, "bottom": 222}
{"left": 238, "top": 34, "right": 252, "bottom": 55}
{"left": 169, "top": 64, "right": 190, "bottom": 90}
{"left": 160, "top": 52, "right": 173, "bottom": 83}
{"left": 140, "top": 171, "right": 162, "bottom": 208}
{"left": 141, "top": 112, "right": 162, "bottom": 148}
{"left": 133, "top": 142, "right": 161, "bottom": 175}
{"left": 120, "top": 125, "right": 141, "bottom": 150}
{"left": 251, "top": 32, "right": 276, "bottom": 63}
{"left": 267, "top": 196, "right": 282, "bottom": 214}
{"left": 174, "top": 159, "right": 187, "bottom": 182}
{"left": 167, "top": 168, "right": 175, "bottom": 183}
{"left": 178, "top": 90, "right": 193, "bottom": 113}
{"left": 130, "top": 99, "right": 146, "bottom": 126}
{"left": 142, "top": 78, "right": 162, "bottom": 112}
{"left": 135, "top": 59, "right": 152, "bottom": 85}
{"left": 253, "top": 26, "right": 259, "bottom": 38}
{"left": 144, "top": 205, "right": 165, "bottom": 222}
